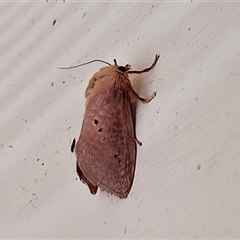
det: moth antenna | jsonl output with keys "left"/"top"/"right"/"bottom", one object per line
{"left": 58, "top": 59, "right": 111, "bottom": 70}
{"left": 114, "top": 59, "right": 118, "bottom": 67}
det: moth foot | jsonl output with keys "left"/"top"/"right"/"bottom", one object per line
{"left": 135, "top": 138, "right": 142, "bottom": 146}
{"left": 140, "top": 92, "right": 157, "bottom": 103}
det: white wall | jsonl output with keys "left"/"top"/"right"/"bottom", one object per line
{"left": 0, "top": 2, "right": 240, "bottom": 239}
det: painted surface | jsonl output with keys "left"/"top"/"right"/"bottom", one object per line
{"left": 0, "top": 2, "right": 240, "bottom": 238}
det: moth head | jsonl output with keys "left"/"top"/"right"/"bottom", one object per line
{"left": 114, "top": 59, "right": 131, "bottom": 74}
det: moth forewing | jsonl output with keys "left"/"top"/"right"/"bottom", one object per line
{"left": 75, "top": 54, "right": 160, "bottom": 198}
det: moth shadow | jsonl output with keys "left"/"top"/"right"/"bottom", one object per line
{"left": 130, "top": 75, "right": 152, "bottom": 136}
{"left": 131, "top": 75, "right": 154, "bottom": 100}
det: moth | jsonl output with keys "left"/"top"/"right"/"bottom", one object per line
{"left": 68, "top": 54, "right": 159, "bottom": 198}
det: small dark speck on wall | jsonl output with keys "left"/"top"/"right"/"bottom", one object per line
{"left": 197, "top": 164, "right": 201, "bottom": 170}
{"left": 71, "top": 138, "right": 76, "bottom": 153}
{"left": 53, "top": 19, "right": 57, "bottom": 26}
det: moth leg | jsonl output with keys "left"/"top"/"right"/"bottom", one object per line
{"left": 135, "top": 137, "right": 142, "bottom": 146}
{"left": 138, "top": 92, "right": 157, "bottom": 104}
{"left": 128, "top": 54, "right": 160, "bottom": 74}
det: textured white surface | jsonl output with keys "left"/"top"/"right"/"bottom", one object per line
{"left": 1, "top": 2, "right": 240, "bottom": 239}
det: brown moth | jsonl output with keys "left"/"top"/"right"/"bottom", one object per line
{"left": 73, "top": 54, "right": 159, "bottom": 198}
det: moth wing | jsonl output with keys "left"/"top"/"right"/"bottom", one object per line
{"left": 76, "top": 163, "right": 98, "bottom": 195}
{"left": 75, "top": 84, "right": 136, "bottom": 198}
